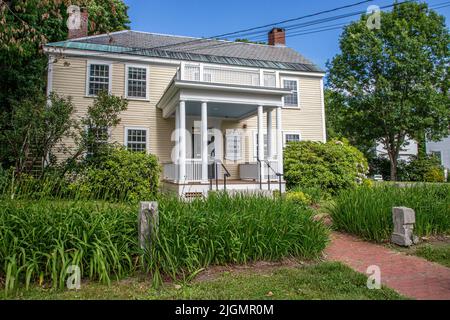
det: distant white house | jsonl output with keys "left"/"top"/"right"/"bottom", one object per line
{"left": 376, "top": 134, "right": 450, "bottom": 169}
{"left": 426, "top": 135, "right": 450, "bottom": 170}
{"left": 376, "top": 136, "right": 418, "bottom": 162}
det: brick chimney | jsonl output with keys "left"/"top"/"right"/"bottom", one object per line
{"left": 268, "top": 28, "right": 286, "bottom": 46}
{"left": 68, "top": 8, "right": 89, "bottom": 39}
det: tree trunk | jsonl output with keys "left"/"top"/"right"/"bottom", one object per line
{"left": 387, "top": 150, "right": 398, "bottom": 181}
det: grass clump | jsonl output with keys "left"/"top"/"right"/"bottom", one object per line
{"left": 0, "top": 193, "right": 329, "bottom": 293}
{"left": 0, "top": 200, "right": 138, "bottom": 295}
{"left": 329, "top": 184, "right": 450, "bottom": 242}
{"left": 148, "top": 193, "right": 329, "bottom": 284}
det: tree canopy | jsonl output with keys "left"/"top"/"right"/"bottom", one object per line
{"left": 0, "top": 0, "right": 130, "bottom": 169}
{"left": 327, "top": 2, "right": 449, "bottom": 180}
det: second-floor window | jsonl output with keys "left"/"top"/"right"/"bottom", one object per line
{"left": 88, "top": 63, "right": 111, "bottom": 96}
{"left": 283, "top": 79, "right": 299, "bottom": 107}
{"left": 126, "top": 65, "right": 148, "bottom": 99}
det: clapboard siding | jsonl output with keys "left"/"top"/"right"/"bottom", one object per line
{"left": 51, "top": 58, "right": 324, "bottom": 172}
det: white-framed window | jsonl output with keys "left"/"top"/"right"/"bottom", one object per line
{"left": 124, "top": 127, "right": 148, "bottom": 152}
{"left": 282, "top": 78, "right": 299, "bottom": 107}
{"left": 225, "top": 130, "right": 242, "bottom": 161}
{"left": 86, "top": 126, "right": 109, "bottom": 157}
{"left": 263, "top": 72, "right": 276, "bottom": 87}
{"left": 253, "top": 132, "right": 268, "bottom": 160}
{"left": 125, "top": 65, "right": 149, "bottom": 100}
{"left": 283, "top": 131, "right": 301, "bottom": 147}
{"left": 86, "top": 61, "right": 112, "bottom": 96}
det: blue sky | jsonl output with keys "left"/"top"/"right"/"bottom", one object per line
{"left": 124, "top": 0, "right": 450, "bottom": 69}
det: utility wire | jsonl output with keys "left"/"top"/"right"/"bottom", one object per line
{"left": 51, "top": 0, "right": 449, "bottom": 70}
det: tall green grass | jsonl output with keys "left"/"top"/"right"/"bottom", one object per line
{"left": 0, "top": 194, "right": 329, "bottom": 293}
{"left": 330, "top": 184, "right": 450, "bottom": 242}
{"left": 0, "top": 200, "right": 138, "bottom": 294}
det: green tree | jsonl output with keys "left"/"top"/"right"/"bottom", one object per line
{"left": 0, "top": 0, "right": 130, "bottom": 168}
{"left": 0, "top": 92, "right": 76, "bottom": 175}
{"left": 327, "top": 2, "right": 449, "bottom": 180}
{"left": 67, "top": 91, "right": 128, "bottom": 164}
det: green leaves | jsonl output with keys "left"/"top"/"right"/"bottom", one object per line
{"left": 327, "top": 2, "right": 450, "bottom": 180}
{"left": 283, "top": 140, "right": 368, "bottom": 193}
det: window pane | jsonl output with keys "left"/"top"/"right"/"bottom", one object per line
{"left": 283, "top": 80, "right": 298, "bottom": 106}
{"left": 86, "top": 127, "right": 108, "bottom": 156}
{"left": 285, "top": 134, "right": 300, "bottom": 143}
{"left": 127, "top": 67, "right": 147, "bottom": 98}
{"left": 127, "top": 129, "right": 147, "bottom": 152}
{"left": 89, "top": 64, "right": 110, "bottom": 96}
{"left": 255, "top": 133, "right": 268, "bottom": 158}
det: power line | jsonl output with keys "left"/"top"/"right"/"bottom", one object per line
{"left": 54, "top": 0, "right": 377, "bottom": 61}
{"left": 51, "top": 0, "right": 449, "bottom": 71}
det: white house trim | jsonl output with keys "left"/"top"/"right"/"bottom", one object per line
{"left": 43, "top": 47, "right": 326, "bottom": 78}
{"left": 320, "top": 78, "right": 327, "bottom": 142}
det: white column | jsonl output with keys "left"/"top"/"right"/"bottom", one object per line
{"left": 175, "top": 106, "right": 180, "bottom": 161}
{"left": 276, "top": 105, "right": 283, "bottom": 175}
{"left": 179, "top": 100, "right": 186, "bottom": 182}
{"left": 267, "top": 109, "right": 273, "bottom": 160}
{"left": 201, "top": 101, "right": 208, "bottom": 182}
{"left": 257, "top": 105, "right": 265, "bottom": 180}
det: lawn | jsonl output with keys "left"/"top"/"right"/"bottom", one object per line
{"left": 387, "top": 239, "right": 450, "bottom": 268}
{"left": 5, "top": 262, "right": 404, "bottom": 300}
{"left": 415, "top": 244, "right": 450, "bottom": 267}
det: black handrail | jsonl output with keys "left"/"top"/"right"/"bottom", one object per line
{"left": 264, "top": 160, "right": 283, "bottom": 193}
{"left": 214, "top": 160, "right": 231, "bottom": 191}
{"left": 256, "top": 158, "right": 262, "bottom": 190}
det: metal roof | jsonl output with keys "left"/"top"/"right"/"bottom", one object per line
{"left": 46, "top": 30, "right": 324, "bottom": 73}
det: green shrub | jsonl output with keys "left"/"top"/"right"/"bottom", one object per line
{"left": 289, "top": 186, "right": 327, "bottom": 205}
{"left": 286, "top": 191, "right": 312, "bottom": 206}
{"left": 423, "top": 167, "right": 445, "bottom": 183}
{"left": 284, "top": 140, "right": 368, "bottom": 193}
{"left": 69, "top": 147, "right": 160, "bottom": 202}
{"left": 330, "top": 184, "right": 450, "bottom": 242}
{"left": 404, "top": 155, "right": 445, "bottom": 182}
{"left": 0, "top": 194, "right": 329, "bottom": 292}
{"left": 0, "top": 148, "right": 161, "bottom": 202}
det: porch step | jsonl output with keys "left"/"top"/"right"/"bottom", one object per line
{"left": 223, "top": 189, "right": 274, "bottom": 198}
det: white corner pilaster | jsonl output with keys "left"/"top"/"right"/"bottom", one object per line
{"left": 179, "top": 100, "right": 186, "bottom": 182}
{"left": 257, "top": 105, "right": 265, "bottom": 180}
{"left": 201, "top": 101, "right": 208, "bottom": 182}
{"left": 267, "top": 109, "right": 273, "bottom": 160}
{"left": 276, "top": 105, "right": 283, "bottom": 175}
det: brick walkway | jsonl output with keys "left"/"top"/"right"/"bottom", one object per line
{"left": 325, "top": 232, "right": 450, "bottom": 300}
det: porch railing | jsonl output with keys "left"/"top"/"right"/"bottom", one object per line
{"left": 181, "top": 63, "right": 277, "bottom": 88}
{"left": 163, "top": 159, "right": 214, "bottom": 182}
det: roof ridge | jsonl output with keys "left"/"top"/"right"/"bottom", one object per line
{"left": 126, "top": 30, "right": 276, "bottom": 48}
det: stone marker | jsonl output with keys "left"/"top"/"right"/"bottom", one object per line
{"left": 138, "top": 201, "right": 159, "bottom": 252}
{"left": 391, "top": 207, "right": 419, "bottom": 247}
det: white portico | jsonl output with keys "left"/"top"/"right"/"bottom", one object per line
{"left": 157, "top": 64, "right": 290, "bottom": 197}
